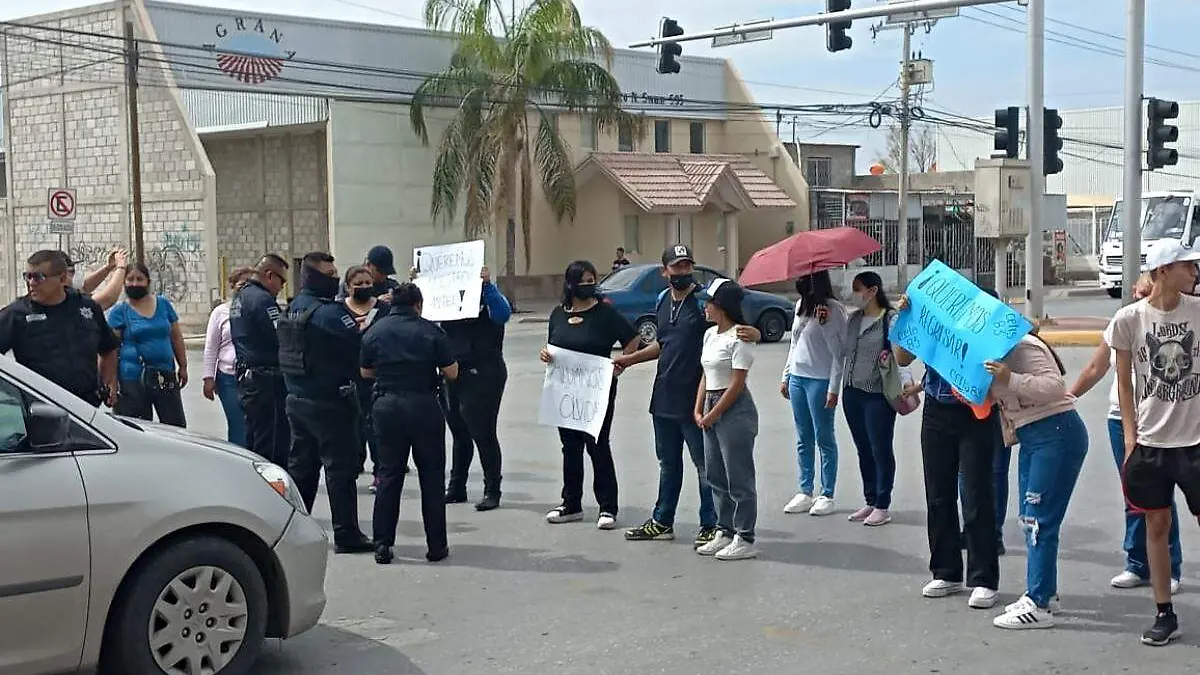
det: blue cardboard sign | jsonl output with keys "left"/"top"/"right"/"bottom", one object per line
{"left": 892, "top": 260, "right": 1033, "bottom": 404}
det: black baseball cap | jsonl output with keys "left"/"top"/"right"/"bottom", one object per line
{"left": 662, "top": 244, "right": 695, "bottom": 267}
{"left": 366, "top": 245, "right": 396, "bottom": 276}
{"left": 703, "top": 278, "right": 747, "bottom": 324}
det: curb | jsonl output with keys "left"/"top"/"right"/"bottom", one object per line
{"left": 1039, "top": 330, "right": 1103, "bottom": 347}
{"left": 518, "top": 317, "right": 550, "bottom": 324}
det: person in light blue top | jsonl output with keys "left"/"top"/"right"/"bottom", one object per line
{"left": 107, "top": 263, "right": 188, "bottom": 427}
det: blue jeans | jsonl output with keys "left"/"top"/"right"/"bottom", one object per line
{"left": 788, "top": 375, "right": 838, "bottom": 498}
{"left": 1017, "top": 411, "right": 1089, "bottom": 608}
{"left": 842, "top": 387, "right": 897, "bottom": 509}
{"left": 215, "top": 372, "right": 246, "bottom": 447}
{"left": 1107, "top": 418, "right": 1183, "bottom": 580}
{"left": 959, "top": 430, "right": 1011, "bottom": 544}
{"left": 651, "top": 415, "right": 717, "bottom": 528}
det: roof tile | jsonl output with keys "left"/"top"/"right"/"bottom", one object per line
{"left": 582, "top": 152, "right": 796, "bottom": 212}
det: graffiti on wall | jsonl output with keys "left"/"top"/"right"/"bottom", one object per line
{"left": 163, "top": 225, "right": 202, "bottom": 253}
{"left": 68, "top": 242, "right": 111, "bottom": 266}
{"left": 148, "top": 245, "right": 192, "bottom": 304}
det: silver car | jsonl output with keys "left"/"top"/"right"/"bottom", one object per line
{"left": 0, "top": 355, "right": 328, "bottom": 675}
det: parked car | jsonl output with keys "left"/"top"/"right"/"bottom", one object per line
{"left": 597, "top": 263, "right": 794, "bottom": 344}
{"left": 0, "top": 354, "right": 328, "bottom": 675}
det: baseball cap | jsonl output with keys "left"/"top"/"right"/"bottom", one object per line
{"left": 703, "top": 277, "right": 747, "bottom": 323}
{"left": 662, "top": 244, "right": 695, "bottom": 267}
{"left": 1143, "top": 239, "right": 1200, "bottom": 272}
{"left": 366, "top": 245, "right": 397, "bottom": 276}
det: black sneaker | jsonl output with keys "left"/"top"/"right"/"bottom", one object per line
{"left": 1142, "top": 612, "right": 1180, "bottom": 646}
{"left": 445, "top": 490, "right": 468, "bottom": 504}
{"left": 334, "top": 535, "right": 375, "bottom": 554}
{"left": 374, "top": 545, "right": 394, "bottom": 565}
{"left": 545, "top": 505, "right": 584, "bottom": 524}
{"left": 475, "top": 494, "right": 500, "bottom": 512}
{"left": 624, "top": 519, "right": 675, "bottom": 541}
{"left": 694, "top": 526, "right": 719, "bottom": 549}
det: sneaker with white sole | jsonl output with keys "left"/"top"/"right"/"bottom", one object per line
{"left": 809, "top": 496, "right": 836, "bottom": 516}
{"left": 1005, "top": 594, "right": 1061, "bottom": 614}
{"left": 994, "top": 596, "right": 1055, "bottom": 630}
{"left": 968, "top": 587, "right": 999, "bottom": 609}
{"left": 848, "top": 505, "right": 874, "bottom": 522}
{"left": 922, "top": 579, "right": 965, "bottom": 598}
{"left": 697, "top": 531, "right": 735, "bottom": 556}
{"left": 1173, "top": 578, "right": 1183, "bottom": 595}
{"left": 545, "top": 505, "right": 584, "bottom": 524}
{"left": 1111, "top": 570, "right": 1148, "bottom": 589}
{"left": 596, "top": 513, "right": 617, "bottom": 530}
{"left": 715, "top": 534, "right": 758, "bottom": 560}
{"left": 864, "top": 508, "right": 892, "bottom": 527}
{"left": 784, "top": 493, "right": 814, "bottom": 514}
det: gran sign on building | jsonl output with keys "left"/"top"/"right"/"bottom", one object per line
{"left": 0, "top": 0, "right": 808, "bottom": 323}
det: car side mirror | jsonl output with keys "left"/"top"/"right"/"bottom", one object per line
{"left": 27, "top": 402, "right": 70, "bottom": 453}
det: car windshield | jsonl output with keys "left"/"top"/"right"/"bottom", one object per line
{"left": 1142, "top": 195, "right": 1191, "bottom": 241}
{"left": 598, "top": 266, "right": 642, "bottom": 291}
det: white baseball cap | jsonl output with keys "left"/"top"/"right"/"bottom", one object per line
{"left": 1144, "top": 239, "right": 1200, "bottom": 272}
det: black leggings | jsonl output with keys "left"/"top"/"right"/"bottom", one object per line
{"left": 115, "top": 377, "right": 186, "bottom": 428}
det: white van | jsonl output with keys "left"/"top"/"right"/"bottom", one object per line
{"left": 1098, "top": 190, "right": 1199, "bottom": 297}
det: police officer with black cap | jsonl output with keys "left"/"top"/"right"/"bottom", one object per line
{"left": 229, "top": 253, "right": 291, "bottom": 466}
{"left": 0, "top": 250, "right": 119, "bottom": 406}
{"left": 278, "top": 251, "right": 374, "bottom": 554}
{"left": 362, "top": 282, "right": 458, "bottom": 565}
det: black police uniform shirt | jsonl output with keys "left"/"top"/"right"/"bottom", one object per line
{"left": 229, "top": 279, "right": 282, "bottom": 369}
{"left": 0, "top": 288, "right": 119, "bottom": 399}
{"left": 546, "top": 302, "right": 636, "bottom": 358}
{"left": 650, "top": 288, "right": 706, "bottom": 421}
{"left": 283, "top": 289, "right": 363, "bottom": 399}
{"left": 361, "top": 306, "right": 454, "bottom": 394}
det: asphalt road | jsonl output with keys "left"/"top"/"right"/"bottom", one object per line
{"left": 174, "top": 328, "right": 1200, "bottom": 675}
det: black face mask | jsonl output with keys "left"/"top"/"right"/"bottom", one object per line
{"left": 572, "top": 283, "right": 598, "bottom": 300}
{"left": 351, "top": 287, "right": 374, "bottom": 302}
{"left": 125, "top": 285, "right": 149, "bottom": 300}
{"left": 668, "top": 273, "right": 694, "bottom": 291}
{"left": 302, "top": 267, "right": 340, "bottom": 299}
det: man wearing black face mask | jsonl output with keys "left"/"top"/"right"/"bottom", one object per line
{"left": 277, "top": 251, "right": 374, "bottom": 554}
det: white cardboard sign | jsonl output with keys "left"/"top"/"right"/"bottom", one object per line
{"left": 537, "top": 346, "right": 615, "bottom": 441}
{"left": 412, "top": 240, "right": 485, "bottom": 322}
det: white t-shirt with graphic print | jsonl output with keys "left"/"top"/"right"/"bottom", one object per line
{"left": 1110, "top": 294, "right": 1200, "bottom": 448}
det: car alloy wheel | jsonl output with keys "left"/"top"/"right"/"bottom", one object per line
{"left": 149, "top": 565, "right": 249, "bottom": 674}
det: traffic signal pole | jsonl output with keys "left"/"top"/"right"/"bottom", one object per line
{"left": 1026, "top": 0, "right": 1044, "bottom": 319}
{"left": 1121, "top": 0, "right": 1145, "bottom": 305}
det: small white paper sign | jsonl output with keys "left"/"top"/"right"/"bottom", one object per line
{"left": 537, "top": 345, "right": 615, "bottom": 441}
{"left": 412, "top": 240, "right": 486, "bottom": 322}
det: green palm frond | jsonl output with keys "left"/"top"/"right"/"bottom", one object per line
{"left": 531, "top": 103, "right": 575, "bottom": 223}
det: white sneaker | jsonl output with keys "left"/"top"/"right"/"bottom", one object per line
{"left": 784, "top": 493, "right": 814, "bottom": 514}
{"left": 808, "top": 496, "right": 836, "bottom": 516}
{"left": 1005, "top": 594, "right": 1062, "bottom": 614}
{"left": 715, "top": 534, "right": 758, "bottom": 561}
{"left": 922, "top": 579, "right": 965, "bottom": 598}
{"left": 1111, "top": 571, "right": 1148, "bottom": 589}
{"left": 968, "top": 587, "right": 999, "bottom": 609}
{"left": 993, "top": 596, "right": 1055, "bottom": 630}
{"left": 596, "top": 513, "right": 617, "bottom": 530}
{"left": 545, "top": 506, "right": 584, "bottom": 524}
{"left": 1173, "top": 578, "right": 1183, "bottom": 595}
{"left": 697, "top": 531, "right": 735, "bottom": 556}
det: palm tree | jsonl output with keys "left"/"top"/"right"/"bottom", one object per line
{"left": 411, "top": 0, "right": 642, "bottom": 275}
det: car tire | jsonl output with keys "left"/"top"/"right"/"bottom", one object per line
{"left": 756, "top": 309, "right": 789, "bottom": 343}
{"left": 635, "top": 316, "right": 658, "bottom": 345}
{"left": 1107, "top": 287, "right": 1121, "bottom": 299}
{"left": 102, "top": 535, "right": 269, "bottom": 675}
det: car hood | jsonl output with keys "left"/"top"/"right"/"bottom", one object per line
{"left": 109, "top": 415, "right": 264, "bottom": 463}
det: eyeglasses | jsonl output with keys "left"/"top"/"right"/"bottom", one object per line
{"left": 23, "top": 272, "right": 48, "bottom": 284}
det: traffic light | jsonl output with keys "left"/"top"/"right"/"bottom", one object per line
{"left": 1043, "top": 108, "right": 1064, "bottom": 175}
{"left": 1147, "top": 97, "right": 1179, "bottom": 171}
{"left": 993, "top": 106, "right": 1020, "bottom": 159}
{"left": 656, "top": 18, "right": 683, "bottom": 75}
{"left": 826, "top": 0, "right": 852, "bottom": 53}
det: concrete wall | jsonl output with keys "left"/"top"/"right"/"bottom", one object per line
{"left": 793, "top": 143, "right": 858, "bottom": 189}
{"left": 1, "top": 0, "right": 217, "bottom": 324}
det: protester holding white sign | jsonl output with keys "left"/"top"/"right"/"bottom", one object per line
{"left": 411, "top": 240, "right": 486, "bottom": 322}
{"left": 538, "top": 260, "right": 639, "bottom": 531}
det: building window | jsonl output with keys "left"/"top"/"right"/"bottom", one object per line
{"left": 623, "top": 215, "right": 641, "bottom": 254}
{"left": 581, "top": 115, "right": 598, "bottom": 150}
{"left": 654, "top": 120, "right": 670, "bottom": 153}
{"left": 689, "top": 121, "right": 705, "bottom": 154}
{"left": 804, "top": 156, "right": 832, "bottom": 187}
{"left": 618, "top": 120, "right": 634, "bottom": 151}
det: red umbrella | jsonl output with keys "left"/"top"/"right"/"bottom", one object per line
{"left": 737, "top": 227, "right": 882, "bottom": 287}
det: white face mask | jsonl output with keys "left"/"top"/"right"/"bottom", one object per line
{"left": 849, "top": 293, "right": 870, "bottom": 310}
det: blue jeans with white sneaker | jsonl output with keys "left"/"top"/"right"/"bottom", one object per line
{"left": 1016, "top": 411, "right": 1088, "bottom": 609}
{"left": 787, "top": 375, "right": 838, "bottom": 498}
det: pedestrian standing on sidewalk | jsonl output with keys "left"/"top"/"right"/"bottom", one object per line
{"left": 1110, "top": 241, "right": 1200, "bottom": 646}
{"left": 893, "top": 293, "right": 1001, "bottom": 611}
{"left": 203, "top": 266, "right": 253, "bottom": 446}
{"left": 1070, "top": 273, "right": 1184, "bottom": 595}
{"left": 541, "top": 260, "right": 639, "bottom": 530}
{"left": 694, "top": 278, "right": 760, "bottom": 560}
{"left": 986, "top": 333, "right": 1088, "bottom": 630}
{"left": 840, "top": 271, "right": 899, "bottom": 527}
{"left": 781, "top": 270, "right": 847, "bottom": 517}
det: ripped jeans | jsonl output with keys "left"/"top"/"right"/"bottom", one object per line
{"left": 1015, "top": 410, "right": 1089, "bottom": 609}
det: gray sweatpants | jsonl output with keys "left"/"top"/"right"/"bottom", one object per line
{"left": 703, "top": 389, "right": 759, "bottom": 542}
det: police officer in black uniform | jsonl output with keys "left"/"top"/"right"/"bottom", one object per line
{"left": 279, "top": 252, "right": 374, "bottom": 554}
{"left": 0, "top": 250, "right": 120, "bottom": 405}
{"left": 362, "top": 282, "right": 458, "bottom": 565}
{"left": 229, "top": 253, "right": 291, "bottom": 466}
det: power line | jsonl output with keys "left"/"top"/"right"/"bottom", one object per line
{"left": 992, "top": 3, "right": 1200, "bottom": 61}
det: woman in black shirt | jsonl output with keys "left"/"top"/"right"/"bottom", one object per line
{"left": 539, "top": 260, "right": 640, "bottom": 530}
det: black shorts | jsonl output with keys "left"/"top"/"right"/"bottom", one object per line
{"left": 1123, "top": 444, "right": 1200, "bottom": 514}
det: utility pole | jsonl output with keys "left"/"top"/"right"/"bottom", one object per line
{"left": 124, "top": 20, "right": 144, "bottom": 264}
{"left": 896, "top": 23, "right": 913, "bottom": 289}
{"left": 1025, "top": 0, "right": 1045, "bottom": 319}
{"left": 1121, "top": 0, "right": 1145, "bottom": 304}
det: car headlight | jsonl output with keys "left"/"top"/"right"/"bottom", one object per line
{"left": 254, "top": 462, "right": 309, "bottom": 514}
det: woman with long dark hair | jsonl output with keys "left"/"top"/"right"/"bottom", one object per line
{"left": 540, "top": 260, "right": 640, "bottom": 529}
{"left": 345, "top": 265, "right": 389, "bottom": 491}
{"left": 781, "top": 270, "right": 847, "bottom": 517}
{"left": 108, "top": 263, "right": 188, "bottom": 427}
{"left": 841, "top": 271, "right": 899, "bottom": 527}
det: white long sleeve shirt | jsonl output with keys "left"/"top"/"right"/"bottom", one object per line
{"left": 781, "top": 299, "right": 847, "bottom": 395}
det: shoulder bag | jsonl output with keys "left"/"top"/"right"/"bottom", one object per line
{"left": 124, "top": 301, "right": 180, "bottom": 393}
{"left": 878, "top": 309, "right": 920, "bottom": 415}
